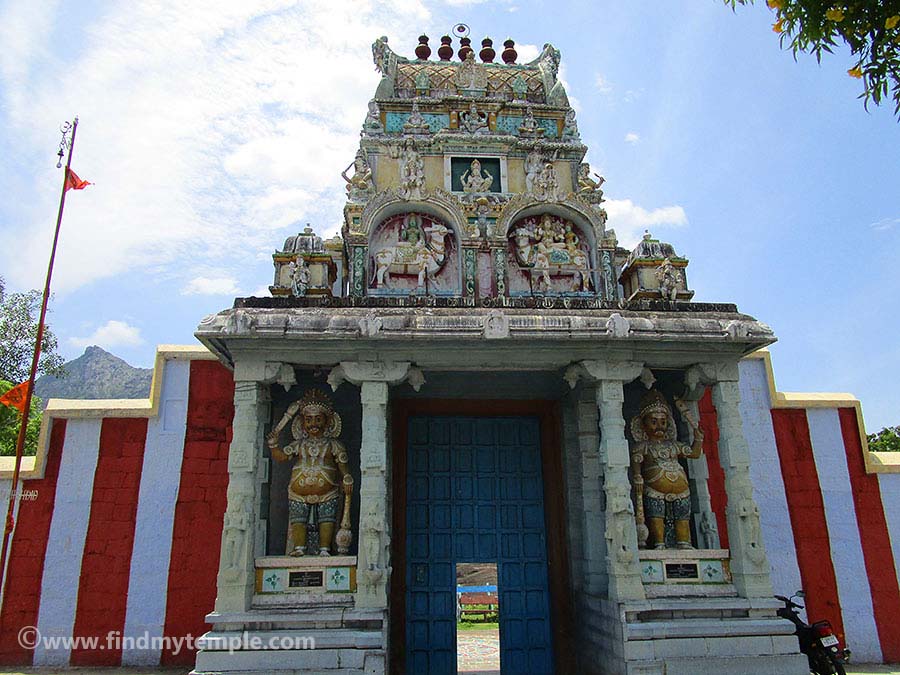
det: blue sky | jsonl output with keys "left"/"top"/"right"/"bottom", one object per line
{"left": 0, "top": 1, "right": 897, "bottom": 431}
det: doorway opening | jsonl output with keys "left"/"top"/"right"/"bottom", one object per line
{"left": 456, "top": 562, "right": 500, "bottom": 674}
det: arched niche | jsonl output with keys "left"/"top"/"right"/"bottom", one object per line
{"left": 506, "top": 209, "right": 598, "bottom": 296}
{"left": 367, "top": 211, "right": 461, "bottom": 296}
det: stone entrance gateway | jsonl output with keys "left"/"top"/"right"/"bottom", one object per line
{"left": 191, "top": 30, "right": 807, "bottom": 675}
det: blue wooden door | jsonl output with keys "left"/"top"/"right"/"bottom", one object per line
{"left": 405, "top": 416, "right": 554, "bottom": 674}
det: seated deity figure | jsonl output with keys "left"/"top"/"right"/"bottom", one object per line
{"left": 460, "top": 102, "right": 488, "bottom": 134}
{"left": 629, "top": 389, "right": 704, "bottom": 549}
{"left": 577, "top": 162, "right": 605, "bottom": 203}
{"left": 341, "top": 149, "right": 374, "bottom": 198}
{"left": 461, "top": 158, "right": 493, "bottom": 193}
{"left": 267, "top": 389, "right": 354, "bottom": 557}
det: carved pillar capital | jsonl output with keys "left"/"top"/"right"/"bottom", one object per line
{"left": 565, "top": 359, "right": 643, "bottom": 389}
{"left": 329, "top": 360, "right": 425, "bottom": 392}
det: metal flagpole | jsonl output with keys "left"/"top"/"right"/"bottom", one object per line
{"left": 0, "top": 117, "right": 79, "bottom": 597}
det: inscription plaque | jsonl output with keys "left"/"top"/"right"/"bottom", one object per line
{"left": 289, "top": 571, "right": 324, "bottom": 588}
{"left": 665, "top": 562, "right": 699, "bottom": 580}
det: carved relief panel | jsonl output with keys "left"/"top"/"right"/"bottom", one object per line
{"left": 506, "top": 213, "right": 595, "bottom": 295}
{"left": 368, "top": 212, "right": 461, "bottom": 295}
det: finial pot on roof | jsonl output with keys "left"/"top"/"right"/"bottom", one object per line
{"left": 502, "top": 39, "right": 517, "bottom": 64}
{"left": 438, "top": 35, "right": 453, "bottom": 61}
{"left": 480, "top": 38, "right": 495, "bottom": 63}
{"left": 458, "top": 36, "right": 473, "bottom": 61}
{"left": 415, "top": 35, "right": 431, "bottom": 60}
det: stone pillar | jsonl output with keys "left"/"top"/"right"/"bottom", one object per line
{"left": 328, "top": 361, "right": 423, "bottom": 609}
{"left": 572, "top": 385, "right": 606, "bottom": 596}
{"left": 569, "top": 360, "right": 646, "bottom": 602}
{"left": 710, "top": 363, "right": 773, "bottom": 599}
{"left": 682, "top": 366, "right": 720, "bottom": 549}
{"left": 214, "top": 370, "right": 266, "bottom": 614}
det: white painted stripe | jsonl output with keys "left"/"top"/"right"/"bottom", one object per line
{"left": 0, "top": 477, "right": 11, "bottom": 606}
{"left": 807, "top": 408, "right": 882, "bottom": 663}
{"left": 33, "top": 419, "right": 102, "bottom": 666}
{"left": 738, "top": 359, "right": 803, "bottom": 606}
{"left": 878, "top": 473, "right": 900, "bottom": 604}
{"left": 121, "top": 359, "right": 190, "bottom": 666}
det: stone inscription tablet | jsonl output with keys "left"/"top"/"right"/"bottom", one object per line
{"left": 289, "top": 571, "right": 324, "bottom": 588}
{"left": 664, "top": 563, "right": 699, "bottom": 580}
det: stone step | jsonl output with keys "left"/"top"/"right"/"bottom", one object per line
{"left": 625, "top": 616, "right": 797, "bottom": 640}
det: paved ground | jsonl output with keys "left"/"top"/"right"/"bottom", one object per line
{"left": 0, "top": 659, "right": 895, "bottom": 673}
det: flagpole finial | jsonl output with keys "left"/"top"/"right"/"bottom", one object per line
{"left": 56, "top": 120, "right": 75, "bottom": 169}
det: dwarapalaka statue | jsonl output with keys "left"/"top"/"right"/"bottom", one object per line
{"left": 267, "top": 389, "right": 354, "bottom": 556}
{"left": 629, "top": 389, "right": 704, "bottom": 549}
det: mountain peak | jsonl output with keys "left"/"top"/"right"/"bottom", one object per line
{"left": 34, "top": 348, "right": 152, "bottom": 405}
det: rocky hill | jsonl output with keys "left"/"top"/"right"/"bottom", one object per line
{"left": 34, "top": 346, "right": 152, "bottom": 404}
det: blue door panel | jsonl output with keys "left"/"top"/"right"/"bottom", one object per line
{"left": 405, "top": 415, "right": 554, "bottom": 674}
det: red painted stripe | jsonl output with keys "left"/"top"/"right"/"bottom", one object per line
{"left": 161, "top": 361, "right": 233, "bottom": 666}
{"left": 771, "top": 409, "right": 846, "bottom": 644}
{"left": 0, "top": 420, "right": 67, "bottom": 665}
{"left": 699, "top": 390, "right": 729, "bottom": 548}
{"left": 69, "top": 418, "right": 148, "bottom": 666}
{"left": 838, "top": 407, "right": 900, "bottom": 661}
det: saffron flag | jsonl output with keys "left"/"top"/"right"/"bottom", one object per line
{"left": 0, "top": 382, "right": 29, "bottom": 413}
{"left": 64, "top": 168, "right": 92, "bottom": 192}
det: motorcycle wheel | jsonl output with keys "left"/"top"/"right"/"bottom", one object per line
{"left": 808, "top": 650, "right": 846, "bottom": 675}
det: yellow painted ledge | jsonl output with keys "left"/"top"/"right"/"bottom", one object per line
{"left": 0, "top": 345, "right": 219, "bottom": 480}
{"left": 746, "top": 349, "right": 899, "bottom": 475}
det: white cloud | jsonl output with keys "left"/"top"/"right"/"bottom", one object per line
{"left": 604, "top": 199, "right": 688, "bottom": 248}
{"left": 595, "top": 74, "right": 612, "bottom": 94}
{"left": 624, "top": 132, "right": 640, "bottom": 144}
{"left": 69, "top": 320, "right": 144, "bottom": 350}
{"left": 871, "top": 217, "right": 899, "bottom": 232}
{"left": 0, "top": 1, "right": 430, "bottom": 294}
{"left": 182, "top": 276, "right": 241, "bottom": 296}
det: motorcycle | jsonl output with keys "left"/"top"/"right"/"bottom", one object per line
{"left": 775, "top": 590, "right": 851, "bottom": 675}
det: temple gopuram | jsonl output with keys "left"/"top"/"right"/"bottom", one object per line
{"left": 2, "top": 30, "right": 898, "bottom": 675}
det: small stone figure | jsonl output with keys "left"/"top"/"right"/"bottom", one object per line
{"left": 460, "top": 102, "right": 488, "bottom": 134}
{"left": 629, "top": 389, "right": 704, "bottom": 550}
{"left": 533, "top": 162, "right": 560, "bottom": 201}
{"left": 524, "top": 148, "right": 544, "bottom": 193}
{"left": 518, "top": 107, "right": 545, "bottom": 138}
{"left": 362, "top": 100, "right": 384, "bottom": 135}
{"left": 414, "top": 70, "right": 431, "bottom": 94}
{"left": 399, "top": 140, "right": 426, "bottom": 200}
{"left": 456, "top": 51, "right": 487, "bottom": 91}
{"left": 403, "top": 100, "right": 430, "bottom": 135}
{"left": 267, "top": 390, "right": 354, "bottom": 557}
{"left": 511, "top": 75, "right": 528, "bottom": 101}
{"left": 341, "top": 149, "right": 374, "bottom": 200}
{"left": 577, "top": 162, "right": 605, "bottom": 204}
{"left": 562, "top": 108, "right": 579, "bottom": 140}
{"left": 461, "top": 158, "right": 493, "bottom": 193}
{"left": 655, "top": 258, "right": 681, "bottom": 301}
{"left": 289, "top": 257, "right": 310, "bottom": 297}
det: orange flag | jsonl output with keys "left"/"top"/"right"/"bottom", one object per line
{"left": 0, "top": 382, "right": 29, "bottom": 413}
{"left": 64, "top": 168, "right": 92, "bottom": 192}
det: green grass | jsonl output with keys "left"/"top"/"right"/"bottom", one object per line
{"left": 457, "top": 621, "right": 500, "bottom": 631}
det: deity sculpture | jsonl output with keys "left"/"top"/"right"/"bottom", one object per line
{"left": 461, "top": 159, "right": 493, "bottom": 193}
{"left": 341, "top": 149, "right": 374, "bottom": 200}
{"left": 509, "top": 214, "right": 591, "bottom": 292}
{"left": 655, "top": 258, "right": 681, "bottom": 301}
{"left": 267, "top": 389, "right": 354, "bottom": 557}
{"left": 460, "top": 102, "right": 488, "bottom": 134}
{"left": 289, "top": 257, "right": 310, "bottom": 297}
{"left": 577, "top": 162, "right": 605, "bottom": 204}
{"left": 518, "top": 107, "right": 545, "bottom": 138}
{"left": 456, "top": 51, "right": 487, "bottom": 91}
{"left": 629, "top": 389, "right": 704, "bottom": 550}
{"left": 371, "top": 214, "right": 450, "bottom": 289}
{"left": 534, "top": 162, "right": 561, "bottom": 201}
{"left": 399, "top": 140, "right": 426, "bottom": 200}
{"left": 562, "top": 108, "right": 579, "bottom": 140}
{"left": 403, "top": 100, "right": 430, "bottom": 135}
{"left": 362, "top": 99, "right": 384, "bottom": 135}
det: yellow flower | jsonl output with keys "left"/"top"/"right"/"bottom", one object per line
{"left": 847, "top": 65, "right": 863, "bottom": 78}
{"left": 766, "top": 0, "right": 783, "bottom": 8}
{"left": 886, "top": 15, "right": 900, "bottom": 29}
{"left": 826, "top": 7, "right": 845, "bottom": 22}
{"left": 773, "top": 18, "right": 784, "bottom": 33}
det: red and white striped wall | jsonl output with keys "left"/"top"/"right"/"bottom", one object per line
{"left": 0, "top": 346, "right": 897, "bottom": 666}
{"left": 0, "top": 347, "right": 234, "bottom": 667}
{"left": 739, "top": 353, "right": 900, "bottom": 664}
